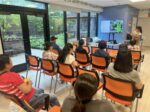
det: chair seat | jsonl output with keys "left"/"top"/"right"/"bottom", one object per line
{"left": 48, "top": 106, "right": 61, "bottom": 112}
{"left": 60, "top": 75, "right": 76, "bottom": 82}
{"left": 105, "top": 92, "right": 133, "bottom": 106}
{"left": 92, "top": 67, "right": 106, "bottom": 72}
{"left": 97, "top": 82, "right": 103, "bottom": 90}
{"left": 29, "top": 66, "right": 41, "bottom": 71}
{"left": 78, "top": 63, "right": 91, "bottom": 67}
{"left": 43, "top": 71, "right": 56, "bottom": 76}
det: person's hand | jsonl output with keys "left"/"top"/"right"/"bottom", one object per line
{"left": 24, "top": 78, "right": 32, "bottom": 85}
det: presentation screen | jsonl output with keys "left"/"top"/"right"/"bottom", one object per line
{"left": 101, "top": 20, "right": 123, "bottom": 33}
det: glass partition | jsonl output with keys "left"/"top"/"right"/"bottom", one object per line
{"left": 49, "top": 6, "right": 65, "bottom": 47}
{"left": 67, "top": 12, "right": 77, "bottom": 42}
{"left": 80, "top": 12, "right": 88, "bottom": 38}
{"left": 90, "top": 13, "right": 97, "bottom": 37}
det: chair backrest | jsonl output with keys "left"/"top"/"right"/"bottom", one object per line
{"left": 91, "top": 55, "right": 107, "bottom": 71}
{"left": 26, "top": 55, "right": 40, "bottom": 67}
{"left": 75, "top": 52, "right": 89, "bottom": 65}
{"left": 77, "top": 67, "right": 100, "bottom": 83}
{"left": 83, "top": 46, "right": 90, "bottom": 54}
{"left": 131, "top": 51, "right": 141, "bottom": 62}
{"left": 106, "top": 48, "right": 118, "bottom": 57}
{"left": 41, "top": 59, "right": 55, "bottom": 73}
{"left": 91, "top": 47, "right": 99, "bottom": 54}
{"left": 103, "top": 74, "right": 136, "bottom": 101}
{"left": 0, "top": 91, "right": 34, "bottom": 112}
{"left": 58, "top": 63, "right": 75, "bottom": 78}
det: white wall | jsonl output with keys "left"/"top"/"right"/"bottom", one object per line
{"left": 138, "top": 18, "right": 150, "bottom": 47}
{"left": 0, "top": 39, "right": 3, "bottom": 54}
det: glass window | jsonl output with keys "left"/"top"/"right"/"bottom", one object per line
{"left": 90, "top": 13, "right": 97, "bottom": 37}
{"left": 27, "top": 15, "right": 45, "bottom": 58}
{"left": 0, "top": 14, "right": 26, "bottom": 66}
{"left": 0, "top": 0, "right": 45, "bottom": 9}
{"left": 67, "top": 12, "right": 77, "bottom": 42}
{"left": 80, "top": 12, "right": 88, "bottom": 38}
{"left": 49, "top": 6, "right": 65, "bottom": 47}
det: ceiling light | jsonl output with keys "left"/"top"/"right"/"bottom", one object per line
{"left": 130, "top": 0, "right": 146, "bottom": 2}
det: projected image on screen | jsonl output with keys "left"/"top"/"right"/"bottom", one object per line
{"left": 111, "top": 20, "right": 123, "bottom": 33}
{"left": 101, "top": 20, "right": 123, "bottom": 33}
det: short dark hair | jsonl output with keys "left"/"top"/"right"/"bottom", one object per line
{"left": 136, "top": 26, "right": 142, "bottom": 33}
{"left": 114, "top": 44, "right": 133, "bottom": 73}
{"left": 43, "top": 42, "right": 53, "bottom": 51}
{"left": 79, "top": 39, "right": 84, "bottom": 46}
{"left": 98, "top": 41, "right": 107, "bottom": 49}
{"left": 130, "top": 40, "right": 136, "bottom": 46}
{"left": 0, "top": 54, "right": 10, "bottom": 71}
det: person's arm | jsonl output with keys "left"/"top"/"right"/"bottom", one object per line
{"left": 136, "top": 82, "right": 143, "bottom": 90}
{"left": 72, "top": 61, "right": 78, "bottom": 68}
{"left": 18, "top": 79, "right": 32, "bottom": 94}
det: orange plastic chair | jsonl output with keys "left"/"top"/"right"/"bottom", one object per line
{"left": 91, "top": 55, "right": 107, "bottom": 72}
{"left": 26, "top": 54, "right": 40, "bottom": 87}
{"left": 102, "top": 74, "right": 144, "bottom": 112}
{"left": 91, "top": 46, "right": 99, "bottom": 54}
{"left": 75, "top": 52, "right": 90, "bottom": 67}
{"left": 77, "top": 67, "right": 103, "bottom": 90}
{"left": 48, "top": 106, "right": 61, "bottom": 112}
{"left": 58, "top": 63, "right": 77, "bottom": 82}
{"left": 131, "top": 51, "right": 141, "bottom": 65}
{"left": 83, "top": 46, "right": 90, "bottom": 54}
{"left": 106, "top": 48, "right": 118, "bottom": 62}
{"left": 38, "top": 59, "right": 58, "bottom": 93}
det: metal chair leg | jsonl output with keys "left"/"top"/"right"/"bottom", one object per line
{"left": 135, "top": 98, "right": 139, "bottom": 112}
{"left": 54, "top": 75, "right": 58, "bottom": 93}
{"left": 49, "top": 76, "right": 53, "bottom": 93}
{"left": 38, "top": 70, "right": 42, "bottom": 88}
{"left": 35, "top": 70, "right": 39, "bottom": 88}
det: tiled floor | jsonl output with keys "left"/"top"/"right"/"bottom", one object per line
{"left": 20, "top": 46, "right": 150, "bottom": 112}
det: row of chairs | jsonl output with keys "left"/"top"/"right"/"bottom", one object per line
{"left": 25, "top": 57, "right": 144, "bottom": 112}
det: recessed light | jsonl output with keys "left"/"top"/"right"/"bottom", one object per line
{"left": 130, "top": 0, "right": 146, "bottom": 2}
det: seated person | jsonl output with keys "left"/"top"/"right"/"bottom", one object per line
{"left": 50, "top": 36, "right": 62, "bottom": 55}
{"left": 75, "top": 39, "right": 87, "bottom": 54}
{"left": 128, "top": 40, "right": 140, "bottom": 51}
{"left": 0, "top": 54, "right": 60, "bottom": 110}
{"left": 94, "top": 40, "right": 110, "bottom": 67}
{"left": 58, "top": 43, "right": 78, "bottom": 68}
{"left": 107, "top": 44, "right": 143, "bottom": 89}
{"left": 62, "top": 73, "right": 117, "bottom": 112}
{"left": 131, "top": 30, "right": 141, "bottom": 46}
{"left": 43, "top": 42, "right": 58, "bottom": 60}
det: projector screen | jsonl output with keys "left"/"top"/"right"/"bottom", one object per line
{"left": 101, "top": 20, "right": 123, "bottom": 33}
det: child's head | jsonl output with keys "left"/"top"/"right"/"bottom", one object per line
{"left": 79, "top": 39, "right": 85, "bottom": 47}
{"left": 44, "top": 42, "right": 53, "bottom": 51}
{"left": 0, "top": 54, "right": 13, "bottom": 72}
{"left": 130, "top": 40, "right": 136, "bottom": 46}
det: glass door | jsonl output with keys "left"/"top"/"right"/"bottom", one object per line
{"left": 0, "top": 14, "right": 26, "bottom": 66}
{"left": 27, "top": 15, "right": 45, "bottom": 58}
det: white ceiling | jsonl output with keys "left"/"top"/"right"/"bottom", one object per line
{"left": 38, "top": 0, "right": 150, "bottom": 9}
{"left": 79, "top": 0, "right": 150, "bottom": 9}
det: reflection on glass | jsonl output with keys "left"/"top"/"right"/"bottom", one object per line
{"left": 0, "top": 0, "right": 45, "bottom": 9}
{"left": 49, "top": 6, "right": 65, "bottom": 47}
{"left": 28, "top": 15, "right": 44, "bottom": 58}
{"left": 90, "top": 13, "right": 97, "bottom": 37}
{"left": 80, "top": 12, "right": 88, "bottom": 38}
{"left": 0, "top": 14, "right": 26, "bottom": 66}
{"left": 67, "top": 12, "right": 77, "bottom": 42}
